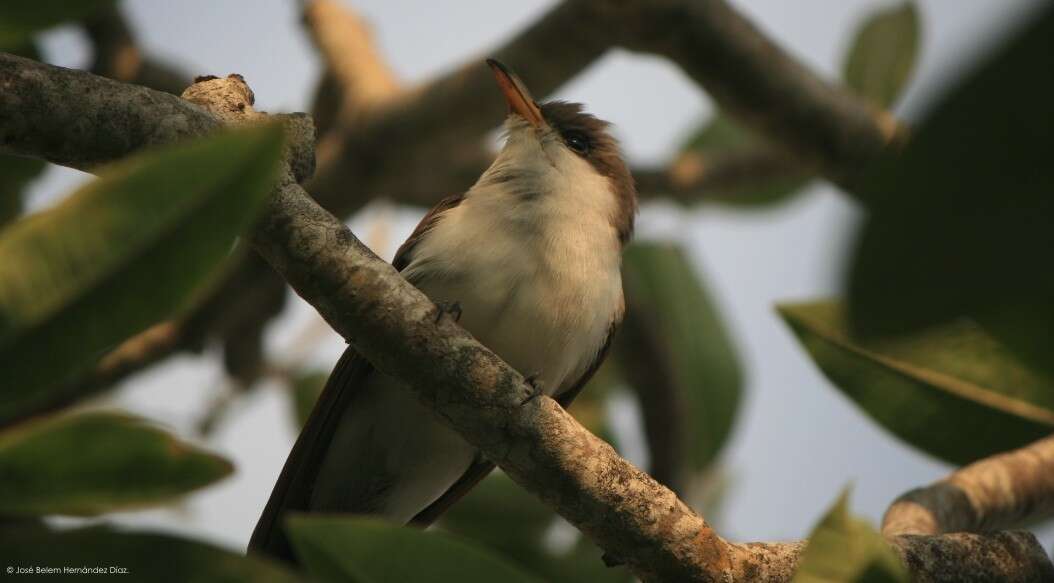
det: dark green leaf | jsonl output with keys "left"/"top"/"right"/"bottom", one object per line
{"left": 291, "top": 369, "right": 328, "bottom": 429}
{"left": 847, "top": 6, "right": 1054, "bottom": 369}
{"left": 684, "top": 112, "right": 753, "bottom": 152}
{"left": 287, "top": 515, "right": 544, "bottom": 583}
{"left": 974, "top": 300, "right": 1054, "bottom": 377}
{"left": 0, "top": 1, "right": 116, "bottom": 46}
{"left": 779, "top": 300, "right": 1054, "bottom": 465}
{"left": 792, "top": 488, "right": 907, "bottom": 583}
{"left": 679, "top": 114, "right": 809, "bottom": 207}
{"left": 617, "top": 243, "right": 743, "bottom": 474}
{"left": 843, "top": 2, "right": 920, "bottom": 107}
{"left": 0, "top": 524, "right": 301, "bottom": 582}
{"left": 0, "top": 124, "right": 284, "bottom": 424}
{"left": 0, "top": 154, "right": 45, "bottom": 226}
{"left": 0, "top": 411, "right": 232, "bottom": 516}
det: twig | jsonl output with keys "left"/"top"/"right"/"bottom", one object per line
{"left": 883, "top": 434, "right": 1054, "bottom": 536}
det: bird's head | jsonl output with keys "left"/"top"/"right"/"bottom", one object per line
{"left": 484, "top": 59, "right": 637, "bottom": 244}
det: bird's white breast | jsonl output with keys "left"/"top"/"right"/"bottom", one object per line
{"left": 403, "top": 142, "right": 624, "bottom": 393}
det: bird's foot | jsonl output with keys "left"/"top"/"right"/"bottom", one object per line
{"left": 520, "top": 372, "right": 545, "bottom": 405}
{"left": 433, "top": 300, "right": 462, "bottom": 324}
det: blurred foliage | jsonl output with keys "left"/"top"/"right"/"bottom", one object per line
{"left": 0, "top": 124, "right": 284, "bottom": 424}
{"left": 617, "top": 242, "right": 742, "bottom": 485}
{"left": 0, "top": 412, "right": 232, "bottom": 516}
{"left": 0, "top": 523, "right": 302, "bottom": 582}
{"left": 847, "top": 5, "right": 1054, "bottom": 373}
{"left": 440, "top": 472, "right": 631, "bottom": 583}
{"left": 291, "top": 369, "right": 329, "bottom": 429}
{"left": 675, "top": 0, "right": 919, "bottom": 208}
{"left": 792, "top": 489, "right": 908, "bottom": 583}
{"left": 287, "top": 515, "right": 543, "bottom": 583}
{"left": 843, "top": 2, "right": 920, "bottom": 108}
{"left": 679, "top": 113, "right": 811, "bottom": 207}
{"left": 0, "top": 0, "right": 116, "bottom": 46}
{"left": 779, "top": 300, "right": 1054, "bottom": 465}
{"left": 0, "top": 153, "right": 45, "bottom": 226}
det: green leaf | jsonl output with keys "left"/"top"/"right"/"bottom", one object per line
{"left": 0, "top": 1, "right": 116, "bottom": 46}
{"left": 846, "top": 7, "right": 1054, "bottom": 368}
{"left": 287, "top": 515, "right": 545, "bottom": 583}
{"left": 617, "top": 243, "right": 743, "bottom": 473}
{"left": 843, "top": 2, "right": 920, "bottom": 108}
{"left": 291, "top": 369, "right": 328, "bottom": 429}
{"left": 779, "top": 300, "right": 1054, "bottom": 465}
{"left": 0, "top": 124, "right": 284, "bottom": 424}
{"left": 679, "top": 114, "right": 809, "bottom": 207}
{"left": 0, "top": 411, "right": 233, "bottom": 516}
{"left": 793, "top": 488, "right": 907, "bottom": 583}
{"left": 0, "top": 153, "right": 45, "bottom": 226}
{"left": 974, "top": 300, "right": 1054, "bottom": 377}
{"left": 0, "top": 524, "right": 301, "bottom": 582}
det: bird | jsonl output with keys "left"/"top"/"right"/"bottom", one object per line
{"left": 249, "top": 59, "right": 637, "bottom": 563}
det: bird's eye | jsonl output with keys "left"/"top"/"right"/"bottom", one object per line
{"left": 564, "top": 131, "right": 591, "bottom": 156}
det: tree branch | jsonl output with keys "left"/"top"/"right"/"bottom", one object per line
{"left": 608, "top": 0, "right": 903, "bottom": 190}
{"left": 633, "top": 148, "right": 809, "bottom": 205}
{"left": 883, "top": 434, "right": 1054, "bottom": 536}
{"left": 2, "top": 52, "right": 1051, "bottom": 583}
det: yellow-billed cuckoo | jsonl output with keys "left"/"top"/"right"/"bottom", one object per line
{"left": 249, "top": 59, "right": 637, "bottom": 562}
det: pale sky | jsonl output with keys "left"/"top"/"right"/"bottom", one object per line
{"left": 33, "top": 0, "right": 1051, "bottom": 554}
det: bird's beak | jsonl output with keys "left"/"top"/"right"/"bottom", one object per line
{"left": 487, "top": 59, "right": 545, "bottom": 128}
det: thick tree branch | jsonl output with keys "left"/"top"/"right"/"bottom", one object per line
{"left": 883, "top": 434, "right": 1054, "bottom": 536}
{"left": 2, "top": 53, "right": 1051, "bottom": 583}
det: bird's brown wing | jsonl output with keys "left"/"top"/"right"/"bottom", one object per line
{"left": 410, "top": 317, "right": 622, "bottom": 527}
{"left": 248, "top": 192, "right": 466, "bottom": 562}
{"left": 392, "top": 192, "right": 465, "bottom": 271}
